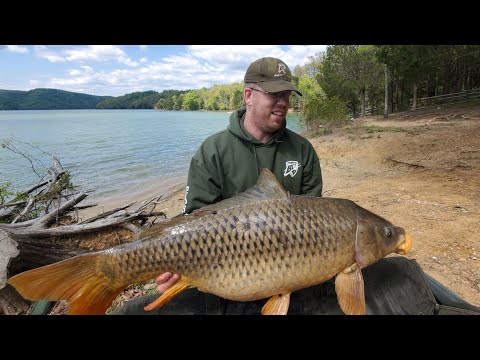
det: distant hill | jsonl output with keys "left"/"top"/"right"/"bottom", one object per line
{"left": 0, "top": 88, "right": 190, "bottom": 110}
{"left": 0, "top": 89, "right": 110, "bottom": 110}
{"left": 96, "top": 89, "right": 189, "bottom": 109}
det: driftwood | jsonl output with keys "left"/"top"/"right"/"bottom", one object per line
{"left": 0, "top": 153, "right": 169, "bottom": 314}
{"left": 0, "top": 285, "right": 30, "bottom": 315}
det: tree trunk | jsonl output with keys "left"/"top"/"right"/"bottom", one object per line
{"left": 360, "top": 85, "right": 366, "bottom": 118}
{"left": 0, "top": 284, "right": 30, "bottom": 315}
{"left": 0, "top": 229, "right": 19, "bottom": 289}
{"left": 384, "top": 64, "right": 389, "bottom": 119}
{"left": 412, "top": 83, "right": 417, "bottom": 111}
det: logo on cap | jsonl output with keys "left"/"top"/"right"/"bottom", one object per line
{"left": 274, "top": 63, "right": 287, "bottom": 77}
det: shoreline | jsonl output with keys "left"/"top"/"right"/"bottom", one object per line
{"left": 78, "top": 174, "right": 187, "bottom": 220}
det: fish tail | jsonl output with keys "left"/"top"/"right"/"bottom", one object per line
{"left": 7, "top": 253, "right": 126, "bottom": 315}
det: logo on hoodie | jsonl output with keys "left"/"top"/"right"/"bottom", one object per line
{"left": 284, "top": 161, "right": 300, "bottom": 177}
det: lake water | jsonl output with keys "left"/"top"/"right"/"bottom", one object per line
{"left": 0, "top": 109, "right": 300, "bottom": 202}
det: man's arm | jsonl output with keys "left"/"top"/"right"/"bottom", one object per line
{"left": 183, "top": 146, "right": 222, "bottom": 214}
{"left": 300, "top": 144, "right": 323, "bottom": 197}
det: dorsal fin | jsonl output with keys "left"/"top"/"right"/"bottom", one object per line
{"left": 138, "top": 215, "right": 200, "bottom": 239}
{"left": 139, "top": 169, "right": 288, "bottom": 239}
{"left": 191, "top": 168, "right": 289, "bottom": 215}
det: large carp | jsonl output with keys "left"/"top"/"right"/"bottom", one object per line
{"left": 8, "top": 169, "right": 412, "bottom": 315}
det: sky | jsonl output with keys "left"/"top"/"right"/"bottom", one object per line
{"left": 0, "top": 45, "right": 328, "bottom": 97}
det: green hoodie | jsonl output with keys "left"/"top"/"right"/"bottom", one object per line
{"left": 183, "top": 107, "right": 323, "bottom": 214}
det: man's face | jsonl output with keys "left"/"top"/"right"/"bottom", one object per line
{"left": 245, "top": 86, "right": 291, "bottom": 134}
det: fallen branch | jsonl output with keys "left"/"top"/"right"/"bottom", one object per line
{"left": 74, "top": 203, "right": 98, "bottom": 210}
{"left": 0, "top": 229, "right": 19, "bottom": 289}
{"left": 11, "top": 196, "right": 35, "bottom": 224}
{"left": 0, "top": 200, "right": 27, "bottom": 209}
{"left": 122, "top": 223, "right": 140, "bottom": 236}
{"left": 78, "top": 202, "right": 136, "bottom": 224}
{"left": 0, "top": 285, "right": 30, "bottom": 315}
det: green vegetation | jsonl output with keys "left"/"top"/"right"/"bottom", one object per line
{"left": 346, "top": 125, "right": 406, "bottom": 134}
{"left": 0, "top": 182, "right": 14, "bottom": 204}
{"left": 154, "top": 83, "right": 244, "bottom": 111}
{"left": 96, "top": 90, "right": 189, "bottom": 109}
{"left": 0, "top": 89, "right": 109, "bottom": 110}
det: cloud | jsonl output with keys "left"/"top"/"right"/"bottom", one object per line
{"left": 188, "top": 45, "right": 282, "bottom": 69}
{"left": 30, "top": 45, "right": 328, "bottom": 96}
{"left": 34, "top": 45, "right": 139, "bottom": 67}
{"left": 139, "top": 45, "right": 148, "bottom": 51}
{"left": 34, "top": 45, "right": 66, "bottom": 63}
{"left": 185, "top": 45, "right": 328, "bottom": 74}
{"left": 5, "top": 45, "right": 29, "bottom": 54}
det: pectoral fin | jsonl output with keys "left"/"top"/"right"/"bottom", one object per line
{"left": 144, "top": 278, "right": 191, "bottom": 311}
{"left": 261, "top": 293, "right": 291, "bottom": 315}
{"left": 355, "top": 219, "right": 382, "bottom": 268}
{"left": 335, "top": 264, "right": 366, "bottom": 315}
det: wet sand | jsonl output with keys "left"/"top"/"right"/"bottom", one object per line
{"left": 77, "top": 175, "right": 187, "bottom": 220}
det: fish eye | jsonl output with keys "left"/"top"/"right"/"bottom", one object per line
{"left": 385, "top": 227, "right": 392, "bottom": 237}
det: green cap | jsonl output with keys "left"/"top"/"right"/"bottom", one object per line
{"left": 244, "top": 57, "right": 302, "bottom": 96}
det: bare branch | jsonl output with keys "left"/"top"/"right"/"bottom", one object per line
{"left": 34, "top": 192, "right": 88, "bottom": 228}
{"left": 25, "top": 180, "right": 49, "bottom": 194}
{"left": 0, "top": 200, "right": 27, "bottom": 209}
{"left": 74, "top": 203, "right": 98, "bottom": 210}
{"left": 11, "top": 212, "right": 144, "bottom": 238}
{"left": 79, "top": 202, "right": 136, "bottom": 224}
{"left": 11, "top": 196, "right": 35, "bottom": 224}
{"left": 121, "top": 223, "right": 140, "bottom": 236}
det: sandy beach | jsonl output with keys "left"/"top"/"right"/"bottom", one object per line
{"left": 77, "top": 175, "right": 187, "bottom": 221}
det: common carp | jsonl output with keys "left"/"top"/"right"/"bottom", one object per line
{"left": 7, "top": 169, "right": 412, "bottom": 315}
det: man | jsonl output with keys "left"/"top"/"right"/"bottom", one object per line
{"left": 154, "top": 56, "right": 323, "bottom": 312}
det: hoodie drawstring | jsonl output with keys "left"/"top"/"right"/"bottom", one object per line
{"left": 253, "top": 140, "right": 281, "bottom": 178}
{"left": 253, "top": 144, "right": 259, "bottom": 177}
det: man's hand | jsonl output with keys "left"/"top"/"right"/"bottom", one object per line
{"left": 155, "top": 272, "right": 180, "bottom": 293}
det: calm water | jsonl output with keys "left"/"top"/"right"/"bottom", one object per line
{"left": 0, "top": 109, "right": 300, "bottom": 201}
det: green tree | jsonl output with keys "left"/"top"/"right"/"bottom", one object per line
{"left": 182, "top": 91, "right": 201, "bottom": 111}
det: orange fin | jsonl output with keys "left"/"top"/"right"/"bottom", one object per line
{"left": 7, "top": 253, "right": 126, "bottom": 315}
{"left": 144, "top": 277, "right": 191, "bottom": 311}
{"left": 261, "top": 293, "right": 291, "bottom": 315}
{"left": 335, "top": 263, "right": 366, "bottom": 315}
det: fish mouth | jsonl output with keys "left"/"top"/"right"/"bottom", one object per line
{"left": 395, "top": 233, "right": 413, "bottom": 255}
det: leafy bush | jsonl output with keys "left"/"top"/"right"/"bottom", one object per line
{"left": 0, "top": 182, "right": 14, "bottom": 204}
{"left": 300, "top": 96, "right": 350, "bottom": 135}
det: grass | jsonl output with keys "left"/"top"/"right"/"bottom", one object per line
{"left": 347, "top": 125, "right": 406, "bottom": 134}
